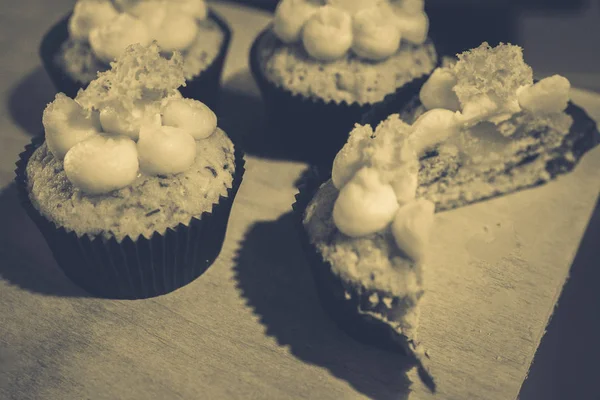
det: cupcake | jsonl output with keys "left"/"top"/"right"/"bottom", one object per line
{"left": 249, "top": 0, "right": 438, "bottom": 164}
{"left": 40, "top": 0, "right": 231, "bottom": 111}
{"left": 16, "top": 43, "right": 244, "bottom": 299}
{"left": 293, "top": 43, "right": 599, "bottom": 391}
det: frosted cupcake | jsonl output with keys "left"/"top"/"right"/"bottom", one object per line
{"left": 249, "top": 0, "right": 438, "bottom": 163}
{"left": 293, "top": 42, "right": 599, "bottom": 391}
{"left": 16, "top": 43, "right": 244, "bottom": 299}
{"left": 40, "top": 0, "right": 231, "bottom": 110}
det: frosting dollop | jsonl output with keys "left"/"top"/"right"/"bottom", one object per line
{"left": 302, "top": 6, "right": 353, "bottom": 61}
{"left": 273, "top": 0, "right": 321, "bottom": 44}
{"left": 129, "top": 1, "right": 198, "bottom": 52}
{"left": 161, "top": 97, "right": 217, "bottom": 139}
{"left": 351, "top": 6, "right": 402, "bottom": 61}
{"left": 391, "top": 198, "right": 435, "bottom": 262}
{"left": 42, "top": 93, "right": 102, "bottom": 160}
{"left": 68, "top": 0, "right": 120, "bottom": 42}
{"left": 517, "top": 75, "right": 570, "bottom": 114}
{"left": 64, "top": 134, "right": 139, "bottom": 195}
{"left": 271, "top": 0, "right": 428, "bottom": 61}
{"left": 42, "top": 43, "right": 219, "bottom": 195}
{"left": 137, "top": 115, "right": 197, "bottom": 175}
{"left": 89, "top": 14, "right": 151, "bottom": 64}
{"left": 333, "top": 167, "right": 399, "bottom": 237}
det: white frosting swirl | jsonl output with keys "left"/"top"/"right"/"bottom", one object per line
{"left": 302, "top": 6, "right": 353, "bottom": 61}
{"left": 137, "top": 115, "right": 197, "bottom": 175}
{"left": 129, "top": 1, "right": 198, "bottom": 52}
{"left": 517, "top": 75, "right": 570, "bottom": 114}
{"left": 64, "top": 134, "right": 139, "bottom": 195}
{"left": 89, "top": 14, "right": 151, "bottom": 64}
{"left": 388, "top": 6, "right": 428, "bottom": 45}
{"left": 42, "top": 94, "right": 102, "bottom": 160}
{"left": 408, "top": 109, "right": 461, "bottom": 156}
{"left": 161, "top": 98, "right": 217, "bottom": 140}
{"left": 333, "top": 167, "right": 399, "bottom": 237}
{"left": 351, "top": 6, "right": 402, "bottom": 61}
{"left": 68, "top": 0, "right": 119, "bottom": 42}
{"left": 273, "top": 0, "right": 321, "bottom": 44}
{"left": 391, "top": 198, "right": 435, "bottom": 262}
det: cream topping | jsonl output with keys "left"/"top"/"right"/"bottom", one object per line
{"left": 42, "top": 93, "right": 102, "bottom": 161}
{"left": 128, "top": 1, "right": 199, "bottom": 52}
{"left": 64, "top": 134, "right": 139, "bottom": 195}
{"left": 89, "top": 14, "right": 152, "bottom": 64}
{"left": 162, "top": 97, "right": 218, "bottom": 139}
{"left": 272, "top": 0, "right": 428, "bottom": 62}
{"left": 137, "top": 115, "right": 197, "bottom": 175}
{"left": 333, "top": 167, "right": 399, "bottom": 237}
{"left": 302, "top": 6, "right": 353, "bottom": 61}
{"left": 330, "top": 43, "right": 572, "bottom": 261}
{"left": 69, "top": 0, "right": 208, "bottom": 61}
{"left": 41, "top": 44, "right": 218, "bottom": 195}
{"left": 68, "top": 0, "right": 120, "bottom": 42}
{"left": 273, "top": 0, "right": 321, "bottom": 44}
{"left": 351, "top": 5, "right": 402, "bottom": 61}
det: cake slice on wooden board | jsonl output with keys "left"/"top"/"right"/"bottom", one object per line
{"left": 295, "top": 42, "right": 600, "bottom": 395}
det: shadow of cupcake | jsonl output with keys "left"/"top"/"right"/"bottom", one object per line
{"left": 233, "top": 211, "right": 413, "bottom": 400}
{"left": 0, "top": 183, "right": 89, "bottom": 297}
{"left": 7, "top": 67, "right": 57, "bottom": 137}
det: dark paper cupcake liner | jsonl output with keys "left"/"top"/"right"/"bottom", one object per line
{"left": 15, "top": 135, "right": 245, "bottom": 300}
{"left": 39, "top": 9, "right": 232, "bottom": 113}
{"left": 249, "top": 26, "right": 437, "bottom": 167}
{"left": 361, "top": 91, "right": 600, "bottom": 211}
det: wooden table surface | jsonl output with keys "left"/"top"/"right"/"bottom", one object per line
{"left": 1, "top": 2, "right": 600, "bottom": 400}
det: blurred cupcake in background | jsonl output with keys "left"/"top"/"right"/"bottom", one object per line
{"left": 17, "top": 43, "right": 245, "bottom": 299}
{"left": 249, "top": 0, "right": 438, "bottom": 164}
{"left": 40, "top": 0, "right": 232, "bottom": 110}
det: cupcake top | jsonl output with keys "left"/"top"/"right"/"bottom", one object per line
{"left": 272, "top": 0, "right": 429, "bottom": 62}
{"left": 29, "top": 43, "right": 235, "bottom": 240}
{"left": 326, "top": 42, "right": 572, "bottom": 266}
{"left": 67, "top": 0, "right": 208, "bottom": 64}
{"left": 42, "top": 42, "right": 219, "bottom": 196}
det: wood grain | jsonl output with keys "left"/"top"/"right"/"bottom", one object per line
{"left": 1, "top": 2, "right": 599, "bottom": 400}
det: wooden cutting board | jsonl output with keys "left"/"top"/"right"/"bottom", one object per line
{"left": 1, "top": 2, "right": 599, "bottom": 400}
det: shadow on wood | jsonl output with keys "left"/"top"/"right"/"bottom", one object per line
{"left": 518, "top": 193, "right": 600, "bottom": 400}
{"left": 0, "top": 183, "right": 89, "bottom": 298}
{"left": 7, "top": 67, "right": 57, "bottom": 137}
{"left": 219, "top": 69, "right": 333, "bottom": 163}
{"left": 233, "top": 211, "right": 414, "bottom": 400}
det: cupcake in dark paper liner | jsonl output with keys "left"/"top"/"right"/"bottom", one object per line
{"left": 16, "top": 43, "right": 245, "bottom": 300}
{"left": 292, "top": 42, "right": 600, "bottom": 393}
{"left": 249, "top": 0, "right": 438, "bottom": 164}
{"left": 40, "top": 0, "right": 231, "bottom": 111}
